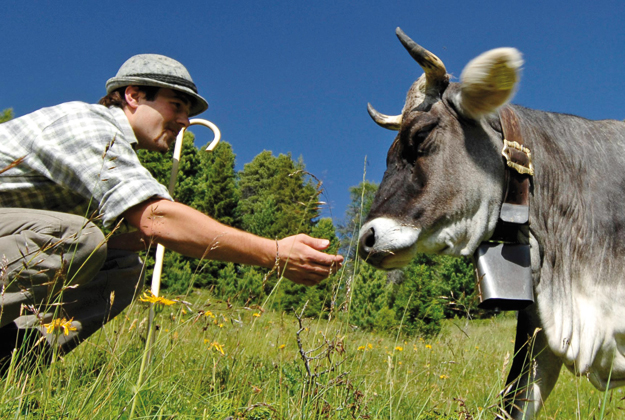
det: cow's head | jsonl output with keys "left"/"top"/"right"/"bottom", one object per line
{"left": 358, "top": 28, "right": 523, "bottom": 270}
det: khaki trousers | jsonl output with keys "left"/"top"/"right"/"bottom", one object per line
{"left": 0, "top": 208, "right": 144, "bottom": 364}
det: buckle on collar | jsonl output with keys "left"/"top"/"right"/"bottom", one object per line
{"left": 502, "top": 139, "right": 534, "bottom": 176}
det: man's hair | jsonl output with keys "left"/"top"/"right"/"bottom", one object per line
{"left": 98, "top": 86, "right": 160, "bottom": 109}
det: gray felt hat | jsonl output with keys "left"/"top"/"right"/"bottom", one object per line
{"left": 106, "top": 54, "right": 208, "bottom": 116}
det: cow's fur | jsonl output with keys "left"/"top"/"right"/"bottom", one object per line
{"left": 358, "top": 30, "right": 625, "bottom": 419}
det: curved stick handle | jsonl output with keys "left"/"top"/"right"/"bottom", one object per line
{"left": 168, "top": 119, "right": 222, "bottom": 194}
{"left": 151, "top": 118, "right": 222, "bottom": 298}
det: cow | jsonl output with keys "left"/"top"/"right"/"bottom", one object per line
{"left": 358, "top": 27, "right": 625, "bottom": 419}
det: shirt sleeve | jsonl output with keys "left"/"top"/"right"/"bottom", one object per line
{"left": 31, "top": 107, "right": 172, "bottom": 227}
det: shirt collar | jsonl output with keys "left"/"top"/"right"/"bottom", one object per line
{"left": 108, "top": 106, "right": 138, "bottom": 147}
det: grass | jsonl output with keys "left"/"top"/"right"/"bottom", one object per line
{"left": 0, "top": 287, "right": 622, "bottom": 419}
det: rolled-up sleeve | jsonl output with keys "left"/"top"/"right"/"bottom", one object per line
{"left": 27, "top": 104, "right": 172, "bottom": 227}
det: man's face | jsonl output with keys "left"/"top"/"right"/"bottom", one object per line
{"left": 128, "top": 87, "right": 191, "bottom": 152}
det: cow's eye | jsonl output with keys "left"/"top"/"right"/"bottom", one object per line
{"left": 400, "top": 117, "right": 438, "bottom": 163}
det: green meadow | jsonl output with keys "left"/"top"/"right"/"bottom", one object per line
{"left": 1, "top": 287, "right": 622, "bottom": 420}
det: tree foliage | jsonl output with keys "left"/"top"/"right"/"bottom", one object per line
{"left": 1, "top": 108, "right": 13, "bottom": 124}
{"left": 337, "top": 181, "right": 378, "bottom": 257}
{"left": 238, "top": 151, "right": 320, "bottom": 239}
{"left": 132, "top": 128, "right": 482, "bottom": 337}
{"left": 4, "top": 101, "right": 482, "bottom": 339}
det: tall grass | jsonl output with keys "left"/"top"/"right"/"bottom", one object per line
{"left": 1, "top": 153, "right": 621, "bottom": 419}
{"left": 0, "top": 287, "right": 622, "bottom": 419}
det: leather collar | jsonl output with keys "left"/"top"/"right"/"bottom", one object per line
{"left": 490, "top": 106, "right": 533, "bottom": 242}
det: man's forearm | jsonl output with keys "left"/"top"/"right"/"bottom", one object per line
{"left": 122, "top": 199, "right": 276, "bottom": 267}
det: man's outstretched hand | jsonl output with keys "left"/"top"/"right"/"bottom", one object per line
{"left": 276, "top": 234, "right": 344, "bottom": 286}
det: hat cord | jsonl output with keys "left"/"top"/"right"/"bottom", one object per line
{"left": 126, "top": 73, "right": 198, "bottom": 93}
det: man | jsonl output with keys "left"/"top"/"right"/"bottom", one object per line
{"left": 0, "top": 54, "right": 343, "bottom": 368}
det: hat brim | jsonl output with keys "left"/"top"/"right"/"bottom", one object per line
{"left": 106, "top": 76, "right": 209, "bottom": 117}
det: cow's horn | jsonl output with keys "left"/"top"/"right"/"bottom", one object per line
{"left": 396, "top": 27, "right": 448, "bottom": 93}
{"left": 367, "top": 103, "right": 402, "bottom": 131}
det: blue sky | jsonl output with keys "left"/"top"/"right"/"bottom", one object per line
{"left": 2, "top": 1, "right": 625, "bottom": 224}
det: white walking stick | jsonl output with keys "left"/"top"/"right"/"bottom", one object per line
{"left": 131, "top": 119, "right": 221, "bottom": 419}
{"left": 146, "top": 119, "right": 221, "bottom": 348}
{"left": 150, "top": 119, "right": 221, "bottom": 298}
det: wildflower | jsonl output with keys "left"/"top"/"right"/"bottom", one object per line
{"left": 43, "top": 317, "right": 77, "bottom": 336}
{"left": 139, "top": 291, "right": 176, "bottom": 306}
{"left": 367, "top": 343, "right": 373, "bottom": 350}
{"left": 440, "top": 375, "right": 449, "bottom": 379}
{"left": 209, "top": 341, "right": 225, "bottom": 355}
{"left": 204, "top": 310, "right": 215, "bottom": 318}
{"left": 395, "top": 346, "right": 403, "bottom": 351}
{"left": 218, "top": 323, "right": 224, "bottom": 328}
{"left": 278, "top": 344, "right": 286, "bottom": 349}
{"left": 425, "top": 344, "right": 432, "bottom": 349}
{"left": 253, "top": 313, "right": 261, "bottom": 318}
{"left": 357, "top": 345, "right": 366, "bottom": 351}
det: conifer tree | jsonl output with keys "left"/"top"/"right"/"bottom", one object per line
{"left": 192, "top": 141, "right": 240, "bottom": 227}
{"left": 238, "top": 151, "right": 319, "bottom": 239}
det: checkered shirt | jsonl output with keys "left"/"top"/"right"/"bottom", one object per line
{"left": 0, "top": 102, "right": 172, "bottom": 227}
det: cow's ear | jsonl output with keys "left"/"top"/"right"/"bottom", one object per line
{"left": 456, "top": 48, "right": 523, "bottom": 119}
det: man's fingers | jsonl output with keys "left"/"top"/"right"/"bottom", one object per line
{"left": 298, "top": 235, "right": 330, "bottom": 251}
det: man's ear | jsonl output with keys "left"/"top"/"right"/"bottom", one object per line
{"left": 124, "top": 85, "right": 142, "bottom": 111}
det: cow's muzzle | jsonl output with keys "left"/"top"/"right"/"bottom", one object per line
{"left": 357, "top": 218, "right": 420, "bottom": 269}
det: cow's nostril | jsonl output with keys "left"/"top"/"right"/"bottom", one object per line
{"left": 364, "top": 227, "right": 376, "bottom": 248}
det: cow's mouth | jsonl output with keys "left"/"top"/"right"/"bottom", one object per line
{"left": 357, "top": 218, "right": 420, "bottom": 269}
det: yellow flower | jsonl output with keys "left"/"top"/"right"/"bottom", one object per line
{"left": 425, "top": 344, "right": 432, "bottom": 349}
{"left": 253, "top": 313, "right": 261, "bottom": 317}
{"left": 357, "top": 345, "right": 366, "bottom": 351}
{"left": 440, "top": 375, "right": 449, "bottom": 379}
{"left": 367, "top": 343, "right": 373, "bottom": 350}
{"left": 395, "top": 346, "right": 403, "bottom": 351}
{"left": 218, "top": 323, "right": 224, "bottom": 328}
{"left": 138, "top": 291, "right": 176, "bottom": 306}
{"left": 210, "top": 341, "right": 225, "bottom": 355}
{"left": 278, "top": 344, "right": 286, "bottom": 349}
{"left": 204, "top": 310, "right": 215, "bottom": 318}
{"left": 43, "top": 317, "right": 77, "bottom": 336}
